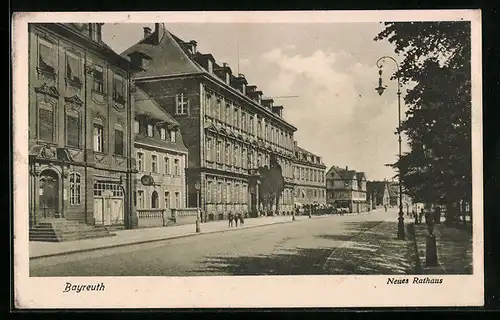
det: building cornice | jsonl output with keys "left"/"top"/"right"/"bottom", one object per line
{"left": 134, "top": 141, "right": 188, "bottom": 155}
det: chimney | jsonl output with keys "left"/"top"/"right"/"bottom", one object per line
{"left": 261, "top": 98, "right": 274, "bottom": 109}
{"left": 143, "top": 27, "right": 152, "bottom": 39}
{"left": 153, "top": 23, "right": 165, "bottom": 45}
{"left": 346, "top": 166, "right": 348, "bottom": 170}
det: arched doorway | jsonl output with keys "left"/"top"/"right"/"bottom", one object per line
{"left": 39, "top": 169, "right": 60, "bottom": 219}
{"left": 151, "top": 190, "right": 159, "bottom": 209}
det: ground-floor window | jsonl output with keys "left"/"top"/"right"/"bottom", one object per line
{"left": 94, "top": 181, "right": 124, "bottom": 197}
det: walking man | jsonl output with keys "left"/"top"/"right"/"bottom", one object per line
{"left": 228, "top": 212, "right": 234, "bottom": 227}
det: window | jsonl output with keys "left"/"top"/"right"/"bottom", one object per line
{"left": 242, "top": 148, "right": 247, "bottom": 169}
{"left": 257, "top": 120, "right": 262, "bottom": 137}
{"left": 114, "top": 128, "right": 124, "bottom": 156}
{"left": 151, "top": 155, "right": 157, "bottom": 173}
{"left": 93, "top": 124, "right": 104, "bottom": 152}
{"left": 151, "top": 191, "right": 159, "bottom": 209}
{"left": 175, "top": 192, "right": 180, "bottom": 208}
{"left": 216, "top": 98, "right": 222, "bottom": 119}
{"left": 164, "top": 157, "right": 170, "bottom": 174}
{"left": 147, "top": 124, "right": 153, "bottom": 137}
{"left": 133, "top": 120, "right": 140, "bottom": 134}
{"left": 69, "top": 172, "right": 81, "bottom": 205}
{"left": 206, "top": 137, "right": 212, "bottom": 161}
{"left": 225, "top": 103, "right": 230, "bottom": 124}
{"left": 264, "top": 124, "right": 268, "bottom": 140}
{"left": 216, "top": 140, "right": 222, "bottom": 163}
{"left": 226, "top": 183, "right": 231, "bottom": 203}
{"left": 93, "top": 65, "right": 104, "bottom": 93}
{"left": 164, "top": 191, "right": 170, "bottom": 209}
{"left": 160, "top": 128, "right": 166, "bottom": 140}
{"left": 66, "top": 111, "right": 80, "bottom": 147}
{"left": 113, "top": 75, "right": 125, "bottom": 104}
{"left": 241, "top": 112, "right": 246, "bottom": 132}
{"left": 249, "top": 116, "right": 254, "bottom": 135}
{"left": 170, "top": 130, "right": 176, "bottom": 143}
{"left": 38, "top": 102, "right": 54, "bottom": 142}
{"left": 66, "top": 52, "right": 81, "bottom": 84}
{"left": 174, "top": 159, "right": 180, "bottom": 175}
{"left": 205, "top": 93, "right": 212, "bottom": 117}
{"left": 38, "top": 39, "right": 56, "bottom": 74}
{"left": 225, "top": 143, "right": 231, "bottom": 164}
{"left": 176, "top": 93, "right": 189, "bottom": 115}
{"left": 137, "top": 190, "right": 144, "bottom": 209}
{"left": 208, "top": 60, "right": 213, "bottom": 73}
{"left": 137, "top": 152, "right": 144, "bottom": 172}
{"left": 233, "top": 107, "right": 238, "bottom": 128}
{"left": 233, "top": 145, "right": 239, "bottom": 167}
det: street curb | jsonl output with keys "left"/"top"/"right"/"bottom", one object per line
{"left": 30, "top": 215, "right": 333, "bottom": 260}
{"left": 407, "top": 223, "right": 423, "bottom": 274}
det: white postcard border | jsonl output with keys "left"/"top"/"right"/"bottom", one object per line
{"left": 13, "top": 10, "right": 483, "bottom": 309}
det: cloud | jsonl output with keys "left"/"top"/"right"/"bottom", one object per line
{"left": 260, "top": 47, "right": 399, "bottom": 180}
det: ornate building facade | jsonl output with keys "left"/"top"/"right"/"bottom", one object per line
{"left": 28, "top": 23, "right": 140, "bottom": 240}
{"left": 122, "top": 24, "right": 297, "bottom": 219}
{"left": 133, "top": 87, "right": 188, "bottom": 217}
{"left": 292, "top": 142, "right": 327, "bottom": 206}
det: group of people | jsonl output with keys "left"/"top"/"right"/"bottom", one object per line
{"left": 227, "top": 212, "right": 245, "bottom": 227}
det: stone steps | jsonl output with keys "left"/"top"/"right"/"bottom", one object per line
{"left": 30, "top": 219, "right": 117, "bottom": 242}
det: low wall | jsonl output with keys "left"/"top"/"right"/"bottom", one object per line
{"left": 137, "top": 209, "right": 170, "bottom": 228}
{"left": 170, "top": 208, "right": 199, "bottom": 226}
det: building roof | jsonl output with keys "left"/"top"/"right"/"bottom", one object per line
{"left": 326, "top": 166, "right": 357, "bottom": 180}
{"left": 387, "top": 182, "right": 399, "bottom": 197}
{"left": 133, "top": 87, "right": 180, "bottom": 125}
{"left": 356, "top": 172, "right": 366, "bottom": 181}
{"left": 293, "top": 144, "right": 325, "bottom": 167}
{"left": 121, "top": 25, "right": 203, "bottom": 78}
{"left": 121, "top": 23, "right": 297, "bottom": 131}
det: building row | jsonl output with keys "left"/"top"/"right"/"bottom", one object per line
{"left": 28, "top": 23, "right": 331, "bottom": 240}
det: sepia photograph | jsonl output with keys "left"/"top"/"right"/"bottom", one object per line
{"left": 13, "top": 10, "right": 483, "bottom": 308}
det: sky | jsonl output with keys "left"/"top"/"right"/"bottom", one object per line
{"left": 102, "top": 22, "right": 410, "bottom": 181}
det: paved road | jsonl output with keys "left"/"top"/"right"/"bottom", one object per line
{"left": 30, "top": 209, "right": 403, "bottom": 277}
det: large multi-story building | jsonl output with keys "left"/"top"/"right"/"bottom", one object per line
{"left": 133, "top": 87, "right": 188, "bottom": 218}
{"left": 28, "top": 23, "right": 140, "bottom": 240}
{"left": 326, "top": 166, "right": 368, "bottom": 213}
{"left": 292, "top": 142, "right": 327, "bottom": 206}
{"left": 121, "top": 23, "right": 297, "bottom": 219}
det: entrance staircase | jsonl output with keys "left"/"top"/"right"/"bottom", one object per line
{"left": 29, "top": 218, "right": 117, "bottom": 242}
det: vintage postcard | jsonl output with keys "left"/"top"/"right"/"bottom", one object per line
{"left": 13, "top": 10, "right": 483, "bottom": 309}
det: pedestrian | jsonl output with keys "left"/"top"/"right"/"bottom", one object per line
{"left": 384, "top": 205, "right": 387, "bottom": 212}
{"left": 235, "top": 212, "right": 239, "bottom": 227}
{"left": 419, "top": 208, "right": 424, "bottom": 224}
{"left": 240, "top": 212, "right": 245, "bottom": 226}
{"left": 228, "top": 212, "right": 234, "bottom": 227}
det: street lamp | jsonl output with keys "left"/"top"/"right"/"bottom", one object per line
{"left": 195, "top": 181, "right": 201, "bottom": 233}
{"left": 376, "top": 56, "right": 405, "bottom": 240}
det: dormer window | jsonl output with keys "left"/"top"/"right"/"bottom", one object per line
{"left": 160, "top": 128, "right": 166, "bottom": 140}
{"left": 147, "top": 124, "right": 153, "bottom": 137}
{"left": 170, "top": 130, "right": 176, "bottom": 143}
{"left": 133, "top": 120, "right": 140, "bottom": 134}
{"left": 208, "top": 60, "right": 213, "bottom": 74}
{"left": 225, "top": 72, "right": 230, "bottom": 85}
{"left": 242, "top": 85, "right": 246, "bottom": 95}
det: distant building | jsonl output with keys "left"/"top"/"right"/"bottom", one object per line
{"left": 292, "top": 142, "right": 327, "bottom": 207}
{"left": 326, "top": 166, "right": 368, "bottom": 213}
{"left": 121, "top": 23, "right": 297, "bottom": 219}
{"left": 28, "top": 23, "right": 141, "bottom": 241}
{"left": 133, "top": 87, "right": 188, "bottom": 220}
{"left": 366, "top": 181, "right": 390, "bottom": 209}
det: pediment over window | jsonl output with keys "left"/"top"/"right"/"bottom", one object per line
{"left": 65, "top": 94, "right": 84, "bottom": 106}
{"left": 35, "top": 83, "right": 59, "bottom": 98}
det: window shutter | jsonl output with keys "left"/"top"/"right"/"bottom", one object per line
{"left": 39, "top": 107, "right": 54, "bottom": 142}
{"left": 67, "top": 115, "right": 80, "bottom": 147}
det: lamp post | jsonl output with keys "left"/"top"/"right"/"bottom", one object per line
{"left": 376, "top": 56, "right": 405, "bottom": 240}
{"left": 195, "top": 181, "right": 201, "bottom": 233}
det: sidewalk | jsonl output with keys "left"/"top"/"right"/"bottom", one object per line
{"left": 30, "top": 214, "right": 332, "bottom": 260}
{"left": 413, "top": 222, "right": 473, "bottom": 274}
{"left": 322, "top": 217, "right": 416, "bottom": 274}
